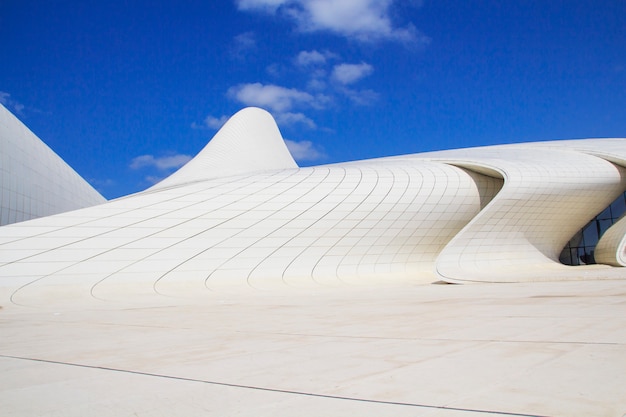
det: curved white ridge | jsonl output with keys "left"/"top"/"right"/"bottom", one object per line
{"left": 1, "top": 104, "right": 626, "bottom": 305}
{"left": 552, "top": 139, "right": 626, "bottom": 269}
{"left": 0, "top": 161, "right": 499, "bottom": 305}
{"left": 150, "top": 107, "right": 298, "bottom": 190}
{"left": 425, "top": 142, "right": 626, "bottom": 283}
{"left": 0, "top": 104, "right": 106, "bottom": 226}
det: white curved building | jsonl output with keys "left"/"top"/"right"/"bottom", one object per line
{"left": 2, "top": 106, "right": 626, "bottom": 417}
{"left": 1, "top": 106, "right": 625, "bottom": 306}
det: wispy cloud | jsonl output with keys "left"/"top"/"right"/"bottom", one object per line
{"left": 265, "top": 63, "right": 285, "bottom": 78}
{"left": 294, "top": 49, "right": 336, "bottom": 67}
{"left": 204, "top": 115, "right": 230, "bottom": 129}
{"left": 130, "top": 154, "right": 192, "bottom": 187}
{"left": 285, "top": 138, "right": 325, "bottom": 161}
{"left": 304, "top": 58, "right": 377, "bottom": 105}
{"left": 227, "top": 82, "right": 320, "bottom": 112}
{"left": 191, "top": 114, "right": 230, "bottom": 130}
{"left": 275, "top": 112, "right": 317, "bottom": 128}
{"left": 226, "top": 82, "right": 333, "bottom": 129}
{"left": 87, "top": 178, "right": 115, "bottom": 195}
{"left": 130, "top": 154, "right": 192, "bottom": 170}
{"left": 222, "top": 52, "right": 378, "bottom": 129}
{"left": 196, "top": 110, "right": 317, "bottom": 130}
{"left": 0, "top": 91, "right": 11, "bottom": 106}
{"left": 144, "top": 175, "right": 169, "bottom": 185}
{"left": 340, "top": 87, "right": 379, "bottom": 105}
{"left": 331, "top": 62, "right": 373, "bottom": 85}
{"left": 235, "top": 0, "right": 428, "bottom": 44}
{"left": 231, "top": 31, "right": 257, "bottom": 60}
{"left": 221, "top": 0, "right": 430, "bottom": 132}
{"left": 237, "top": 0, "right": 286, "bottom": 12}
{"left": 295, "top": 50, "right": 326, "bottom": 67}
{"left": 0, "top": 91, "right": 25, "bottom": 115}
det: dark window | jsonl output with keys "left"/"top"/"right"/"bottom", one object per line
{"left": 560, "top": 191, "right": 626, "bottom": 265}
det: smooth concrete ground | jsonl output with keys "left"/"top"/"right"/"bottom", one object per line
{"left": 1, "top": 279, "right": 626, "bottom": 416}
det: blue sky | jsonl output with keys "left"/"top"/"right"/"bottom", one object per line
{"left": 1, "top": 0, "right": 625, "bottom": 199}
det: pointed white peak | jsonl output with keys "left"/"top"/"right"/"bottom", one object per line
{"left": 151, "top": 107, "right": 298, "bottom": 190}
{"left": 0, "top": 103, "right": 106, "bottom": 225}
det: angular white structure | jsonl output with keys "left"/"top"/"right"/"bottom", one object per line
{"left": 1, "top": 106, "right": 625, "bottom": 307}
{"left": 0, "top": 104, "right": 105, "bottom": 226}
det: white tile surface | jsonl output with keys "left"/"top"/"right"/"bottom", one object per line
{"left": 0, "top": 104, "right": 106, "bottom": 226}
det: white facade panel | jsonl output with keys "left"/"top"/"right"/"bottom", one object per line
{"left": 0, "top": 104, "right": 105, "bottom": 226}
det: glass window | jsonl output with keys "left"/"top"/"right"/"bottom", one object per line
{"left": 560, "top": 191, "right": 626, "bottom": 266}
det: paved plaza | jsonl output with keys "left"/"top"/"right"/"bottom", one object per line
{"left": 2, "top": 279, "right": 625, "bottom": 416}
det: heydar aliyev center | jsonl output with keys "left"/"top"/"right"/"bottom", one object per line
{"left": 2, "top": 104, "right": 626, "bottom": 291}
{"left": 2, "top": 103, "right": 626, "bottom": 416}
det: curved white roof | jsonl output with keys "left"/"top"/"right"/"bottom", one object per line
{"left": 1, "top": 108, "right": 625, "bottom": 307}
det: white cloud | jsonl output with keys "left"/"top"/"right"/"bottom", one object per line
{"left": 236, "top": 0, "right": 426, "bottom": 43}
{"left": 88, "top": 178, "right": 115, "bottom": 187}
{"left": 236, "top": 0, "right": 287, "bottom": 12}
{"left": 225, "top": 84, "right": 328, "bottom": 130}
{"left": 266, "top": 63, "right": 284, "bottom": 77}
{"left": 331, "top": 62, "right": 373, "bottom": 85}
{"left": 227, "top": 82, "right": 316, "bottom": 112}
{"left": 144, "top": 175, "right": 168, "bottom": 185}
{"left": 130, "top": 154, "right": 192, "bottom": 171}
{"left": 231, "top": 32, "right": 257, "bottom": 59}
{"left": 341, "top": 87, "right": 379, "bottom": 105}
{"left": 296, "top": 53, "right": 331, "bottom": 90}
{"left": 285, "top": 139, "right": 325, "bottom": 161}
{"left": 306, "top": 77, "right": 327, "bottom": 91}
{"left": 204, "top": 114, "right": 229, "bottom": 129}
{"left": 0, "top": 91, "right": 10, "bottom": 105}
{"left": 0, "top": 91, "right": 25, "bottom": 115}
{"left": 295, "top": 50, "right": 328, "bottom": 67}
{"left": 191, "top": 114, "right": 230, "bottom": 130}
{"left": 275, "top": 112, "right": 317, "bottom": 128}
{"left": 87, "top": 178, "right": 115, "bottom": 194}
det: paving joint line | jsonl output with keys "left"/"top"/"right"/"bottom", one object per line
{"left": 0, "top": 353, "right": 548, "bottom": 417}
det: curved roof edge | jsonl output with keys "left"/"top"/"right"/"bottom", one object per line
{"left": 432, "top": 145, "right": 626, "bottom": 283}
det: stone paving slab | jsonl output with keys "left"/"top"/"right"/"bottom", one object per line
{"left": 1, "top": 280, "right": 626, "bottom": 416}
